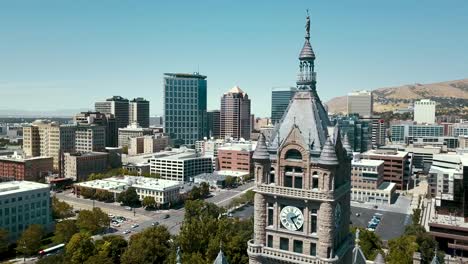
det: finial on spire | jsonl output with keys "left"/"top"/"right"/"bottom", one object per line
{"left": 305, "top": 10, "right": 310, "bottom": 39}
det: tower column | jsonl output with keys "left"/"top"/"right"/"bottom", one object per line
{"left": 318, "top": 201, "right": 335, "bottom": 259}
{"left": 253, "top": 193, "right": 266, "bottom": 245}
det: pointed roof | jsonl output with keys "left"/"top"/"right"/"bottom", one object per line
{"left": 253, "top": 133, "right": 269, "bottom": 160}
{"left": 299, "top": 39, "right": 315, "bottom": 60}
{"left": 176, "top": 247, "right": 182, "bottom": 264}
{"left": 214, "top": 249, "right": 228, "bottom": 264}
{"left": 228, "top": 85, "right": 245, "bottom": 94}
{"left": 343, "top": 134, "right": 353, "bottom": 156}
{"left": 270, "top": 91, "right": 330, "bottom": 152}
{"left": 352, "top": 229, "right": 367, "bottom": 264}
{"left": 374, "top": 253, "right": 385, "bottom": 264}
{"left": 319, "top": 137, "right": 339, "bottom": 166}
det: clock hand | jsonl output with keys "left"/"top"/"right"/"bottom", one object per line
{"left": 289, "top": 215, "right": 299, "bottom": 229}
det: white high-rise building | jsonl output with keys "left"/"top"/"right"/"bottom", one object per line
{"left": 414, "top": 99, "right": 436, "bottom": 124}
{"left": 347, "top": 90, "right": 373, "bottom": 117}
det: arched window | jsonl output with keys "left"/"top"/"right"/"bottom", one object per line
{"left": 285, "top": 149, "right": 302, "bottom": 160}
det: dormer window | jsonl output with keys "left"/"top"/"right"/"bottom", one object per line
{"left": 285, "top": 149, "right": 302, "bottom": 160}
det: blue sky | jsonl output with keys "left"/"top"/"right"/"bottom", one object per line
{"left": 0, "top": 1, "right": 467, "bottom": 117}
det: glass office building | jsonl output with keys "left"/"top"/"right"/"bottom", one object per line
{"left": 271, "top": 87, "right": 297, "bottom": 124}
{"left": 332, "top": 115, "right": 371, "bottom": 153}
{"left": 391, "top": 123, "right": 443, "bottom": 143}
{"left": 163, "top": 73, "right": 207, "bottom": 146}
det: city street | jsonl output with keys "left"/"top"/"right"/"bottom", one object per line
{"left": 55, "top": 182, "right": 255, "bottom": 238}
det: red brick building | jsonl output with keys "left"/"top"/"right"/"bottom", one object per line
{"left": 217, "top": 143, "right": 254, "bottom": 175}
{"left": 361, "top": 149, "right": 412, "bottom": 190}
{"left": 0, "top": 155, "right": 53, "bottom": 182}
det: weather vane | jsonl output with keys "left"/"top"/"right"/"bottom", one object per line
{"left": 305, "top": 9, "right": 310, "bottom": 39}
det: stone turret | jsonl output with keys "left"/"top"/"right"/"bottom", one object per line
{"left": 253, "top": 133, "right": 271, "bottom": 184}
{"left": 214, "top": 248, "right": 228, "bottom": 264}
{"left": 319, "top": 137, "right": 339, "bottom": 166}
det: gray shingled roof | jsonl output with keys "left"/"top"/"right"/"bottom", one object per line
{"left": 253, "top": 133, "right": 269, "bottom": 160}
{"left": 319, "top": 137, "right": 339, "bottom": 165}
{"left": 299, "top": 39, "right": 315, "bottom": 60}
{"left": 270, "top": 91, "right": 330, "bottom": 152}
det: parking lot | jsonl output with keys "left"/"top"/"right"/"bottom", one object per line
{"left": 350, "top": 206, "right": 411, "bottom": 241}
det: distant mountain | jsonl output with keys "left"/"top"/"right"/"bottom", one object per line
{"left": 0, "top": 108, "right": 91, "bottom": 118}
{"left": 326, "top": 78, "right": 468, "bottom": 114}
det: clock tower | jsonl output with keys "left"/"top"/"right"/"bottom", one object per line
{"left": 247, "top": 13, "right": 353, "bottom": 264}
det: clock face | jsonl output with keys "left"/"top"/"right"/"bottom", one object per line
{"left": 334, "top": 203, "right": 342, "bottom": 229}
{"left": 280, "top": 206, "right": 304, "bottom": 231}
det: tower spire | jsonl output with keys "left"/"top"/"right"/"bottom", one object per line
{"left": 305, "top": 9, "right": 310, "bottom": 40}
{"left": 297, "top": 10, "right": 316, "bottom": 90}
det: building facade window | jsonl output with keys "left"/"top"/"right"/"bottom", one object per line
{"left": 293, "top": 240, "right": 303, "bottom": 253}
{"left": 267, "top": 235, "right": 273, "bottom": 247}
{"left": 279, "top": 237, "right": 289, "bottom": 251}
{"left": 310, "top": 209, "right": 317, "bottom": 234}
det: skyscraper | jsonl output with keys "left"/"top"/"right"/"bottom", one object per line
{"left": 220, "top": 86, "right": 251, "bottom": 140}
{"left": 129, "top": 97, "right": 150, "bottom": 128}
{"left": 207, "top": 110, "right": 221, "bottom": 138}
{"left": 95, "top": 96, "right": 129, "bottom": 129}
{"left": 248, "top": 15, "right": 352, "bottom": 264}
{"left": 163, "top": 73, "right": 207, "bottom": 146}
{"left": 347, "top": 90, "right": 373, "bottom": 117}
{"left": 271, "top": 87, "right": 297, "bottom": 124}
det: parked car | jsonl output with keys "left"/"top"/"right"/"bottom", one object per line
{"left": 152, "top": 222, "right": 159, "bottom": 226}
{"left": 125, "top": 206, "right": 132, "bottom": 211}
{"left": 131, "top": 224, "right": 139, "bottom": 228}
{"left": 122, "top": 230, "right": 131, "bottom": 234}
{"left": 163, "top": 214, "right": 170, "bottom": 219}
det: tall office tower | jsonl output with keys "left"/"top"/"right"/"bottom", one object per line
{"left": 74, "top": 111, "right": 117, "bottom": 147}
{"left": 414, "top": 99, "right": 436, "bottom": 124}
{"left": 271, "top": 87, "right": 297, "bottom": 124}
{"left": 163, "top": 73, "right": 207, "bottom": 146}
{"left": 129, "top": 97, "right": 150, "bottom": 128}
{"left": 207, "top": 110, "right": 221, "bottom": 138}
{"left": 220, "top": 86, "right": 251, "bottom": 140}
{"left": 75, "top": 124, "right": 106, "bottom": 153}
{"left": 23, "top": 120, "right": 76, "bottom": 170}
{"left": 95, "top": 96, "right": 129, "bottom": 129}
{"left": 333, "top": 115, "right": 371, "bottom": 153}
{"left": 248, "top": 15, "right": 352, "bottom": 264}
{"left": 347, "top": 90, "right": 373, "bottom": 117}
{"left": 362, "top": 116, "right": 386, "bottom": 148}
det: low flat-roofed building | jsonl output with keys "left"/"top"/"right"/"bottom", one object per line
{"left": 74, "top": 176, "right": 181, "bottom": 206}
{"left": 0, "top": 181, "right": 53, "bottom": 241}
{"left": 149, "top": 149, "right": 213, "bottom": 182}
{"left": 123, "top": 162, "right": 150, "bottom": 176}
{"left": 362, "top": 149, "right": 412, "bottom": 190}
{"left": 0, "top": 153, "right": 53, "bottom": 182}
{"left": 64, "top": 152, "right": 109, "bottom": 181}
{"left": 193, "top": 172, "right": 227, "bottom": 188}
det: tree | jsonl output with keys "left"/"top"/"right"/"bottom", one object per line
{"left": 117, "top": 187, "right": 140, "bottom": 207}
{"left": 351, "top": 227, "right": 383, "bottom": 260}
{"left": 65, "top": 233, "right": 96, "bottom": 264}
{"left": 16, "top": 224, "right": 45, "bottom": 256}
{"left": 187, "top": 186, "right": 201, "bottom": 200}
{"left": 120, "top": 226, "right": 172, "bottom": 264}
{"left": 95, "top": 190, "right": 114, "bottom": 202}
{"left": 76, "top": 208, "right": 110, "bottom": 235}
{"left": 142, "top": 196, "right": 157, "bottom": 209}
{"left": 177, "top": 200, "right": 252, "bottom": 263}
{"left": 387, "top": 235, "right": 418, "bottom": 264}
{"left": 80, "top": 187, "right": 96, "bottom": 199}
{"left": 94, "top": 235, "right": 128, "bottom": 264}
{"left": 199, "top": 182, "right": 210, "bottom": 197}
{"left": 54, "top": 220, "right": 79, "bottom": 244}
{"left": 36, "top": 254, "right": 66, "bottom": 264}
{"left": 224, "top": 176, "right": 237, "bottom": 188}
{"left": 0, "top": 228, "right": 8, "bottom": 255}
{"left": 84, "top": 254, "right": 114, "bottom": 264}
{"left": 412, "top": 208, "right": 421, "bottom": 225}
{"left": 51, "top": 196, "right": 75, "bottom": 219}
